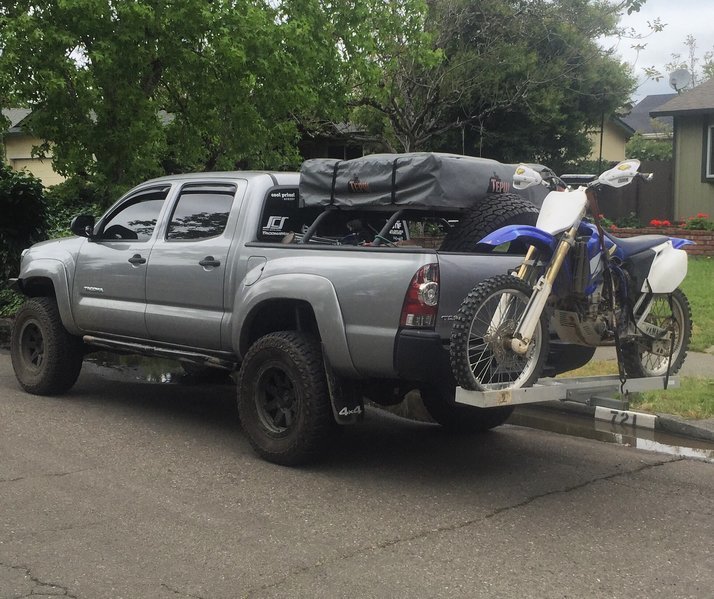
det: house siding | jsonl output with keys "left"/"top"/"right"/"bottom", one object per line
{"left": 587, "top": 120, "right": 629, "bottom": 162}
{"left": 673, "top": 116, "right": 714, "bottom": 219}
{"left": 3, "top": 133, "right": 65, "bottom": 186}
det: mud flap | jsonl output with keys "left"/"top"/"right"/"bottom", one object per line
{"left": 323, "top": 352, "right": 364, "bottom": 424}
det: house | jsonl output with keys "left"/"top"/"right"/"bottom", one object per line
{"left": 2, "top": 108, "right": 65, "bottom": 186}
{"left": 622, "top": 94, "right": 676, "bottom": 139}
{"left": 587, "top": 116, "right": 634, "bottom": 163}
{"left": 651, "top": 78, "right": 714, "bottom": 218}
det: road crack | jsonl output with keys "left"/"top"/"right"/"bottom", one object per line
{"left": 0, "top": 561, "right": 79, "bottom": 598}
{"left": 247, "top": 457, "right": 685, "bottom": 596}
{"left": 0, "top": 469, "right": 92, "bottom": 485}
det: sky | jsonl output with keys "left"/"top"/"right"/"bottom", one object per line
{"left": 602, "top": 0, "right": 714, "bottom": 101}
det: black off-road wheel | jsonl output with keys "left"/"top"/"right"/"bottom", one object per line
{"left": 237, "top": 331, "right": 337, "bottom": 466}
{"left": 450, "top": 275, "right": 549, "bottom": 391}
{"left": 439, "top": 193, "right": 539, "bottom": 252}
{"left": 623, "top": 289, "right": 692, "bottom": 378}
{"left": 10, "top": 297, "right": 84, "bottom": 395}
{"left": 420, "top": 384, "right": 514, "bottom": 433}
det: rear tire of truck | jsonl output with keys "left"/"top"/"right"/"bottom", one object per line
{"left": 420, "top": 384, "right": 514, "bottom": 432}
{"left": 439, "top": 193, "right": 539, "bottom": 252}
{"left": 10, "top": 297, "right": 84, "bottom": 395}
{"left": 237, "top": 331, "right": 336, "bottom": 466}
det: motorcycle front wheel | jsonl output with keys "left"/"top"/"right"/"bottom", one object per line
{"left": 623, "top": 289, "right": 692, "bottom": 378}
{"left": 450, "top": 274, "right": 549, "bottom": 391}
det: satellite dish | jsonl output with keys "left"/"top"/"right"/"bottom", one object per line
{"left": 669, "top": 69, "right": 692, "bottom": 92}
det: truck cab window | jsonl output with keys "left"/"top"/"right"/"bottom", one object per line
{"left": 167, "top": 185, "right": 236, "bottom": 241}
{"left": 100, "top": 189, "right": 169, "bottom": 241}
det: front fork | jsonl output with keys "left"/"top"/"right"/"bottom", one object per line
{"left": 510, "top": 225, "right": 579, "bottom": 355}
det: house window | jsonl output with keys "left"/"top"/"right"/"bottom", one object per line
{"left": 707, "top": 125, "right": 714, "bottom": 180}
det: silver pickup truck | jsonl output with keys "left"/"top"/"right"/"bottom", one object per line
{"left": 9, "top": 155, "right": 592, "bottom": 465}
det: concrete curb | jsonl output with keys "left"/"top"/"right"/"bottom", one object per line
{"left": 521, "top": 401, "right": 714, "bottom": 443}
{"left": 656, "top": 414, "right": 714, "bottom": 442}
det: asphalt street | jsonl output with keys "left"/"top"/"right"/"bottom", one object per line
{"left": 1, "top": 349, "right": 713, "bottom": 599}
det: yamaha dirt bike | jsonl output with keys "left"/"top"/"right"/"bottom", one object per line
{"left": 450, "top": 160, "right": 693, "bottom": 391}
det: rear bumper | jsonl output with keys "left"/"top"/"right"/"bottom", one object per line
{"left": 394, "top": 329, "right": 453, "bottom": 383}
{"left": 394, "top": 329, "right": 596, "bottom": 383}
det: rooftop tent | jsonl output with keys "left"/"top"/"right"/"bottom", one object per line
{"left": 299, "top": 152, "right": 547, "bottom": 211}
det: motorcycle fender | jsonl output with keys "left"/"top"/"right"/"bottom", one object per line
{"left": 670, "top": 237, "right": 694, "bottom": 250}
{"left": 643, "top": 242, "right": 688, "bottom": 293}
{"left": 478, "top": 225, "right": 557, "bottom": 254}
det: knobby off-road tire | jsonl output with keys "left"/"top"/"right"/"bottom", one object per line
{"left": 439, "top": 191, "right": 594, "bottom": 375}
{"left": 11, "top": 297, "right": 84, "bottom": 395}
{"left": 623, "top": 289, "right": 692, "bottom": 378}
{"left": 420, "top": 384, "right": 514, "bottom": 433}
{"left": 237, "top": 331, "right": 337, "bottom": 466}
{"left": 450, "top": 275, "right": 549, "bottom": 391}
{"left": 439, "top": 193, "right": 539, "bottom": 252}
{"left": 426, "top": 194, "right": 537, "bottom": 429}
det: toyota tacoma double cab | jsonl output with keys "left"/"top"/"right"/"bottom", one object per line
{"left": 9, "top": 153, "right": 594, "bottom": 465}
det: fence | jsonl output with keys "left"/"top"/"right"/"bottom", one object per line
{"left": 597, "top": 160, "right": 674, "bottom": 223}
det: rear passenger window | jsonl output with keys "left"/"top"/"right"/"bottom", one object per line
{"left": 167, "top": 184, "right": 236, "bottom": 241}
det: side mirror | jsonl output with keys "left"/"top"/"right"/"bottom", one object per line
{"left": 70, "top": 214, "right": 96, "bottom": 238}
{"left": 597, "top": 159, "right": 641, "bottom": 188}
{"left": 513, "top": 164, "right": 544, "bottom": 190}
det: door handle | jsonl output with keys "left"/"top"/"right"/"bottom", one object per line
{"left": 199, "top": 256, "right": 221, "bottom": 268}
{"left": 128, "top": 254, "right": 146, "bottom": 265}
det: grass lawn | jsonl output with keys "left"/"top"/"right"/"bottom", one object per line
{"left": 561, "top": 360, "right": 714, "bottom": 419}
{"left": 681, "top": 256, "right": 714, "bottom": 353}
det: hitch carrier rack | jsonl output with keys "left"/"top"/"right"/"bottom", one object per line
{"left": 455, "top": 374, "right": 679, "bottom": 411}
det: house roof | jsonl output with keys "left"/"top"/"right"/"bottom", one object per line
{"left": 650, "top": 78, "right": 714, "bottom": 117}
{"left": 1, "top": 108, "right": 32, "bottom": 132}
{"left": 612, "top": 116, "right": 635, "bottom": 136}
{"left": 622, "top": 94, "right": 676, "bottom": 134}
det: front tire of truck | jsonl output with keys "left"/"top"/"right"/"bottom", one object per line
{"left": 420, "top": 384, "right": 514, "bottom": 432}
{"left": 10, "top": 297, "right": 84, "bottom": 395}
{"left": 237, "top": 331, "right": 336, "bottom": 466}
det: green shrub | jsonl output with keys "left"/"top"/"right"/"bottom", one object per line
{"left": 0, "top": 164, "right": 47, "bottom": 316}
{"left": 626, "top": 133, "right": 672, "bottom": 161}
{"left": 681, "top": 213, "right": 714, "bottom": 231}
{"left": 44, "top": 178, "right": 107, "bottom": 238}
{"left": 0, "top": 287, "right": 24, "bottom": 318}
{"left": 616, "top": 211, "right": 641, "bottom": 228}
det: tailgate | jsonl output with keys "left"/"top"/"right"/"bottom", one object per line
{"left": 435, "top": 252, "right": 522, "bottom": 340}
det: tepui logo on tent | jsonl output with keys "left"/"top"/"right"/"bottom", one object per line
{"left": 348, "top": 178, "right": 370, "bottom": 193}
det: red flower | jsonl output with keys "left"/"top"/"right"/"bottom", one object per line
{"left": 662, "top": 220, "right": 671, "bottom": 226}
{"left": 650, "top": 219, "right": 661, "bottom": 227}
{"left": 610, "top": 224, "right": 618, "bottom": 230}
{"left": 697, "top": 212, "right": 709, "bottom": 219}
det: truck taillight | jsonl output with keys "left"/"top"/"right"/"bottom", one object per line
{"left": 400, "top": 263, "right": 439, "bottom": 328}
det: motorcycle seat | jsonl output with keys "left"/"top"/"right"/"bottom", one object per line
{"left": 604, "top": 232, "right": 670, "bottom": 256}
